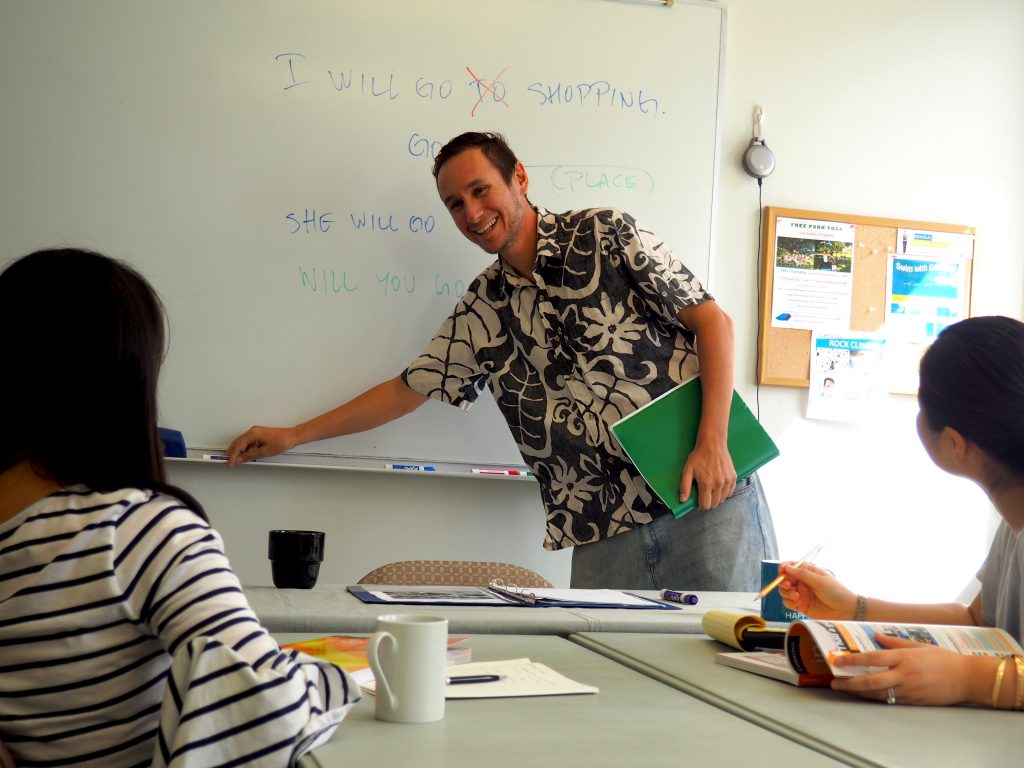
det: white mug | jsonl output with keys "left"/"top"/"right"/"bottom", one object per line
{"left": 367, "top": 613, "right": 448, "bottom": 723}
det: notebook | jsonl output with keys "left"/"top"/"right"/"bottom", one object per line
{"left": 701, "top": 609, "right": 787, "bottom": 651}
{"left": 611, "top": 376, "right": 779, "bottom": 519}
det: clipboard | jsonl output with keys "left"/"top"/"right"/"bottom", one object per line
{"left": 346, "top": 582, "right": 680, "bottom": 610}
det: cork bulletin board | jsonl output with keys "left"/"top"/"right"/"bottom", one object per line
{"left": 757, "top": 207, "right": 975, "bottom": 390}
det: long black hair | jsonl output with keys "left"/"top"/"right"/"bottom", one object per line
{"left": 918, "top": 315, "right": 1024, "bottom": 477}
{"left": 0, "top": 248, "right": 206, "bottom": 517}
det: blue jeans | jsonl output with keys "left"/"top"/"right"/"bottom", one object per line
{"left": 569, "top": 474, "right": 778, "bottom": 590}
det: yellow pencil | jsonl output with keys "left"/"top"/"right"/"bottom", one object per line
{"left": 754, "top": 540, "right": 827, "bottom": 602}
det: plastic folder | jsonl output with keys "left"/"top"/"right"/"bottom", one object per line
{"left": 347, "top": 584, "right": 678, "bottom": 610}
{"left": 611, "top": 376, "right": 779, "bottom": 519}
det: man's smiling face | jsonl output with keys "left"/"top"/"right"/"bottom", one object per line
{"left": 436, "top": 147, "right": 528, "bottom": 257}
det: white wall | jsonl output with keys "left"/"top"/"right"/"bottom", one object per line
{"left": 713, "top": 0, "right": 1024, "bottom": 603}
{"left": 170, "top": 0, "right": 1024, "bottom": 598}
{"left": 168, "top": 462, "right": 569, "bottom": 588}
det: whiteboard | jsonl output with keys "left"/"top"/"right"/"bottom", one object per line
{"left": 0, "top": 0, "right": 725, "bottom": 465}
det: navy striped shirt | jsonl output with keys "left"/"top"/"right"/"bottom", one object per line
{"left": 0, "top": 487, "right": 358, "bottom": 766}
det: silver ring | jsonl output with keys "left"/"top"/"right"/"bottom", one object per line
{"left": 886, "top": 687, "right": 896, "bottom": 705}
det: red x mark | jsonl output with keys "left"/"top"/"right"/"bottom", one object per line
{"left": 467, "top": 66, "right": 510, "bottom": 117}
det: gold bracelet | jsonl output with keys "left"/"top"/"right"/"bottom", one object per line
{"left": 1014, "top": 656, "right": 1024, "bottom": 710}
{"left": 854, "top": 595, "right": 868, "bottom": 621}
{"left": 992, "top": 657, "right": 1009, "bottom": 709}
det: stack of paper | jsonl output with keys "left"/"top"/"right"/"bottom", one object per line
{"left": 361, "top": 658, "right": 599, "bottom": 699}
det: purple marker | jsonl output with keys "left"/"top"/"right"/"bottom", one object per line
{"left": 661, "top": 590, "right": 698, "bottom": 605}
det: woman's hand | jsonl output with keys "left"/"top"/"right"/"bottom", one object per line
{"left": 830, "top": 633, "right": 975, "bottom": 706}
{"left": 778, "top": 562, "right": 857, "bottom": 620}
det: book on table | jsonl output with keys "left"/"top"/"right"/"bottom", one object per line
{"left": 704, "top": 611, "right": 1024, "bottom": 687}
{"left": 715, "top": 649, "right": 833, "bottom": 687}
{"left": 610, "top": 375, "right": 779, "bottom": 519}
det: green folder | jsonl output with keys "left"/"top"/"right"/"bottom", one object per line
{"left": 611, "top": 376, "right": 779, "bottom": 519}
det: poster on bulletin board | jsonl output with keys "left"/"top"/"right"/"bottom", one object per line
{"left": 886, "top": 229, "right": 973, "bottom": 341}
{"left": 806, "top": 331, "right": 887, "bottom": 422}
{"left": 770, "top": 217, "right": 855, "bottom": 331}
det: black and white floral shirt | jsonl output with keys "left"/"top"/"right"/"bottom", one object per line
{"left": 403, "top": 207, "right": 711, "bottom": 550}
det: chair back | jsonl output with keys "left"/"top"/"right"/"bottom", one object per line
{"left": 357, "top": 559, "right": 553, "bottom": 588}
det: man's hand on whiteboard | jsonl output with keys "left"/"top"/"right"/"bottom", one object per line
{"left": 224, "top": 376, "right": 429, "bottom": 467}
{"left": 226, "top": 426, "right": 298, "bottom": 466}
{"left": 679, "top": 437, "right": 736, "bottom": 510}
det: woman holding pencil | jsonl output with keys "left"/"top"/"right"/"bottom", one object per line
{"left": 779, "top": 315, "right": 1024, "bottom": 709}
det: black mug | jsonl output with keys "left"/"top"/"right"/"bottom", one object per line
{"left": 268, "top": 530, "right": 324, "bottom": 589}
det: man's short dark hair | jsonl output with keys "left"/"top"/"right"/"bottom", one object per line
{"left": 432, "top": 131, "right": 519, "bottom": 183}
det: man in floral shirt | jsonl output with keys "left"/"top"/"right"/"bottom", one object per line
{"left": 227, "top": 132, "right": 777, "bottom": 590}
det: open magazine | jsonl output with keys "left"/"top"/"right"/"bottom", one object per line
{"left": 713, "top": 616, "right": 1023, "bottom": 687}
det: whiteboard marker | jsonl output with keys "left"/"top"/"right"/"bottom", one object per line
{"left": 202, "top": 454, "right": 230, "bottom": 461}
{"left": 661, "top": 590, "right": 699, "bottom": 605}
{"left": 471, "top": 468, "right": 534, "bottom": 476}
{"left": 386, "top": 463, "right": 436, "bottom": 471}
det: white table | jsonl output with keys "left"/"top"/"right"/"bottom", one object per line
{"left": 571, "top": 632, "right": 1024, "bottom": 768}
{"left": 276, "top": 633, "right": 845, "bottom": 768}
{"left": 247, "top": 585, "right": 755, "bottom": 634}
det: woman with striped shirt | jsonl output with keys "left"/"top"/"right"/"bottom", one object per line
{"left": 0, "top": 249, "right": 360, "bottom": 766}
